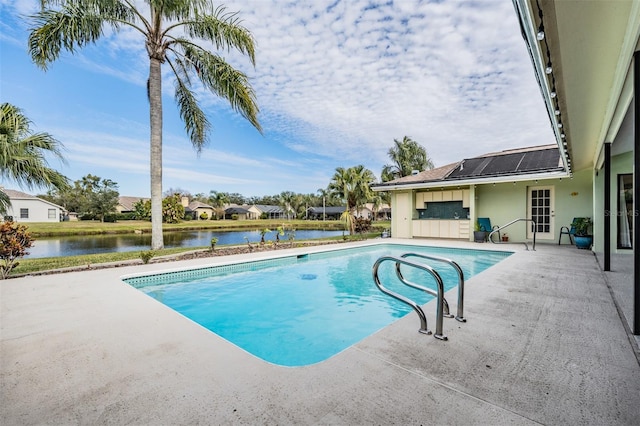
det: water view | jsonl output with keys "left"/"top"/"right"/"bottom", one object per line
{"left": 26, "top": 229, "right": 345, "bottom": 259}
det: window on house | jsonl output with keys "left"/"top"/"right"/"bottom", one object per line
{"left": 20, "top": 208, "right": 29, "bottom": 219}
{"left": 48, "top": 209, "right": 56, "bottom": 220}
{"left": 617, "top": 174, "right": 633, "bottom": 249}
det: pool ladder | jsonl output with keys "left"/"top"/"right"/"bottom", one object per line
{"left": 372, "top": 253, "right": 466, "bottom": 341}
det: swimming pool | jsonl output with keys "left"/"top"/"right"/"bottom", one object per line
{"left": 125, "top": 244, "right": 511, "bottom": 366}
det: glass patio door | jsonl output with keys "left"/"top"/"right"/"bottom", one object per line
{"left": 528, "top": 186, "right": 555, "bottom": 239}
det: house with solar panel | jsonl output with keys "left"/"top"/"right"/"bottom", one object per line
{"left": 371, "top": 144, "right": 591, "bottom": 242}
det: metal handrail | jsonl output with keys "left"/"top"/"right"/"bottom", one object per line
{"left": 372, "top": 256, "right": 447, "bottom": 340}
{"left": 400, "top": 253, "right": 466, "bottom": 322}
{"left": 488, "top": 218, "right": 537, "bottom": 251}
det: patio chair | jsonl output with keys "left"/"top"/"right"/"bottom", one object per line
{"left": 558, "top": 217, "right": 580, "bottom": 245}
{"left": 477, "top": 217, "right": 500, "bottom": 242}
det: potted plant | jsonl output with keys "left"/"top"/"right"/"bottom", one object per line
{"left": 501, "top": 233, "right": 509, "bottom": 242}
{"left": 473, "top": 220, "right": 486, "bottom": 243}
{"left": 572, "top": 218, "right": 593, "bottom": 249}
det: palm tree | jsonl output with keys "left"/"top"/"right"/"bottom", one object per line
{"left": 208, "top": 190, "right": 229, "bottom": 219}
{"left": 317, "top": 188, "right": 329, "bottom": 220}
{"left": 370, "top": 193, "right": 383, "bottom": 221}
{"left": 29, "top": 1, "right": 261, "bottom": 249}
{"left": 328, "top": 165, "right": 375, "bottom": 234}
{"left": 278, "top": 191, "right": 296, "bottom": 220}
{"left": 381, "top": 136, "right": 434, "bottom": 182}
{"left": 0, "top": 103, "right": 69, "bottom": 214}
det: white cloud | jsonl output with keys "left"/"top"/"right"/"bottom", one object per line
{"left": 1, "top": 0, "right": 553, "bottom": 197}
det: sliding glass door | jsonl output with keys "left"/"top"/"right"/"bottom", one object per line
{"left": 618, "top": 174, "right": 633, "bottom": 249}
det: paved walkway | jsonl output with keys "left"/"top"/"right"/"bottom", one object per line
{"left": 1, "top": 239, "right": 639, "bottom": 425}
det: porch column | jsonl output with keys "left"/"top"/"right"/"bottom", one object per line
{"left": 604, "top": 142, "right": 611, "bottom": 271}
{"left": 634, "top": 51, "right": 640, "bottom": 335}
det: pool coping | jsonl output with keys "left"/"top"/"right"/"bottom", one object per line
{"left": 2, "top": 238, "right": 639, "bottom": 424}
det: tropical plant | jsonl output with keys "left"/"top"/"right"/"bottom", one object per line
{"left": 162, "top": 193, "right": 185, "bottom": 223}
{"left": 209, "top": 191, "right": 229, "bottom": 220}
{"left": 573, "top": 217, "right": 593, "bottom": 236}
{"left": 259, "top": 228, "right": 270, "bottom": 244}
{"left": 133, "top": 199, "right": 152, "bottom": 220}
{"left": 139, "top": 250, "right": 154, "bottom": 264}
{"left": 340, "top": 209, "right": 355, "bottom": 234}
{"left": 328, "top": 165, "right": 376, "bottom": 234}
{"left": 275, "top": 225, "right": 284, "bottom": 243}
{"left": 0, "top": 102, "right": 69, "bottom": 214}
{"left": 210, "top": 237, "right": 218, "bottom": 251}
{"left": 29, "top": 0, "right": 261, "bottom": 249}
{"left": 278, "top": 191, "right": 296, "bottom": 219}
{"left": 381, "top": 136, "right": 434, "bottom": 182}
{"left": 370, "top": 194, "right": 383, "bottom": 221}
{"left": 0, "top": 220, "right": 34, "bottom": 279}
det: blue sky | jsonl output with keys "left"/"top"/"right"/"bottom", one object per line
{"left": 0, "top": 0, "right": 553, "bottom": 199}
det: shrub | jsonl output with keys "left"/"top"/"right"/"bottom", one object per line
{"left": 354, "top": 217, "right": 372, "bottom": 233}
{"left": 210, "top": 237, "right": 218, "bottom": 252}
{"left": 0, "top": 221, "right": 34, "bottom": 279}
{"left": 199, "top": 212, "right": 208, "bottom": 220}
{"left": 140, "top": 250, "right": 155, "bottom": 264}
{"left": 231, "top": 214, "right": 239, "bottom": 220}
{"left": 103, "top": 214, "right": 118, "bottom": 223}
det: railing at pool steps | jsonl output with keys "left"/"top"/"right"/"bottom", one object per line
{"left": 488, "top": 218, "right": 537, "bottom": 251}
{"left": 398, "top": 253, "right": 466, "bottom": 323}
{"left": 373, "top": 255, "right": 464, "bottom": 341}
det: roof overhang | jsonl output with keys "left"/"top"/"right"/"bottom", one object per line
{"left": 371, "top": 169, "right": 567, "bottom": 192}
{"left": 512, "top": 0, "right": 640, "bottom": 173}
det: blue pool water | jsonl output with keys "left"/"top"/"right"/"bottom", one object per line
{"left": 125, "top": 244, "right": 511, "bottom": 367}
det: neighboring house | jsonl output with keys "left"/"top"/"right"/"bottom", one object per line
{"left": 116, "top": 196, "right": 149, "bottom": 214}
{"left": 2, "top": 189, "right": 65, "bottom": 223}
{"left": 354, "top": 203, "right": 391, "bottom": 220}
{"left": 224, "top": 205, "right": 254, "bottom": 220}
{"left": 307, "top": 206, "right": 346, "bottom": 220}
{"left": 180, "top": 197, "right": 215, "bottom": 220}
{"left": 372, "top": 144, "right": 578, "bottom": 241}
{"left": 252, "top": 205, "right": 286, "bottom": 219}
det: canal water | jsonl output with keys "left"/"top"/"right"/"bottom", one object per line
{"left": 26, "top": 229, "right": 345, "bottom": 259}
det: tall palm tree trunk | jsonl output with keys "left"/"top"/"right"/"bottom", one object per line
{"left": 149, "top": 57, "right": 164, "bottom": 250}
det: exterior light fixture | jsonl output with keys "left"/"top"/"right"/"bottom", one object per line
{"left": 537, "top": 25, "right": 545, "bottom": 41}
{"left": 555, "top": 109, "right": 560, "bottom": 115}
{"left": 545, "top": 63, "right": 552, "bottom": 74}
{"left": 550, "top": 90, "right": 556, "bottom": 98}
{"left": 561, "top": 133, "right": 565, "bottom": 139}
{"left": 557, "top": 122, "right": 563, "bottom": 128}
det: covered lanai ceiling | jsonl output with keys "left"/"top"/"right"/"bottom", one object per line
{"left": 513, "top": 0, "right": 640, "bottom": 173}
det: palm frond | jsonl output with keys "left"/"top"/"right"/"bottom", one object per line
{"left": 183, "top": 6, "right": 256, "bottom": 65}
{"left": 29, "top": 0, "right": 136, "bottom": 70}
{"left": 178, "top": 42, "right": 261, "bottom": 133}
{"left": 174, "top": 81, "right": 210, "bottom": 151}
{"left": 0, "top": 103, "right": 70, "bottom": 191}
{"left": 0, "top": 189, "right": 9, "bottom": 216}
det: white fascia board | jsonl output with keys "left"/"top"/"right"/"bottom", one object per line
{"left": 372, "top": 170, "right": 569, "bottom": 192}
{"left": 511, "top": 0, "right": 570, "bottom": 173}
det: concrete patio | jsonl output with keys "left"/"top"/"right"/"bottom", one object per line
{"left": 1, "top": 239, "right": 639, "bottom": 425}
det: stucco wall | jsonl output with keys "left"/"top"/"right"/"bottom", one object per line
{"left": 5, "top": 198, "right": 62, "bottom": 223}
{"left": 388, "top": 170, "right": 593, "bottom": 244}
{"left": 473, "top": 170, "right": 592, "bottom": 243}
